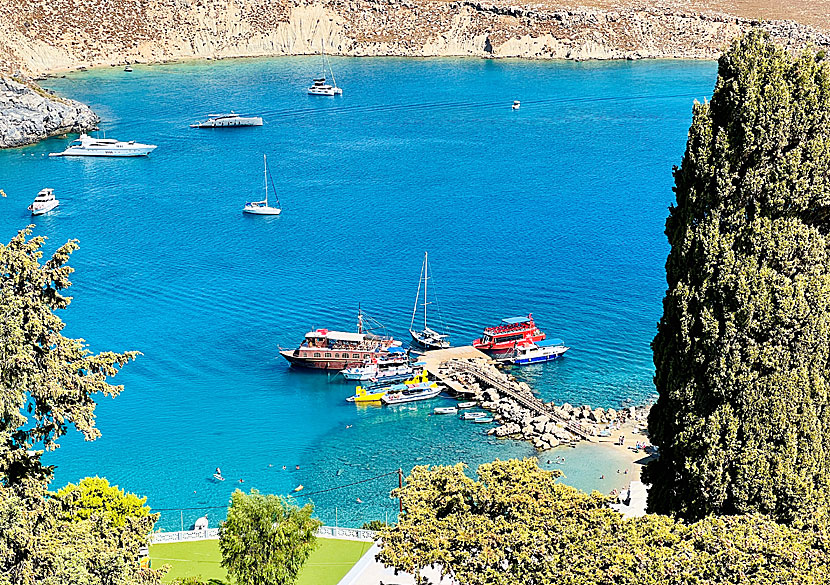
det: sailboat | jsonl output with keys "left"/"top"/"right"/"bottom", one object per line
{"left": 409, "top": 251, "right": 451, "bottom": 350}
{"left": 243, "top": 155, "right": 282, "bottom": 215}
{"left": 307, "top": 43, "right": 343, "bottom": 96}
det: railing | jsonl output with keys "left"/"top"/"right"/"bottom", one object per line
{"left": 151, "top": 525, "right": 377, "bottom": 544}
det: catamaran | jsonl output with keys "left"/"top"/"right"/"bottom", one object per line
{"left": 308, "top": 45, "right": 342, "bottom": 96}
{"left": 409, "top": 251, "right": 450, "bottom": 350}
{"left": 243, "top": 154, "right": 281, "bottom": 215}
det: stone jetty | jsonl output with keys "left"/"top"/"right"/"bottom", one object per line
{"left": 427, "top": 349, "right": 649, "bottom": 451}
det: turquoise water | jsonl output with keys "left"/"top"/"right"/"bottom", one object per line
{"left": 0, "top": 57, "right": 715, "bottom": 529}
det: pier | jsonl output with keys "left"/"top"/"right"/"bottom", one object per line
{"left": 422, "top": 347, "right": 595, "bottom": 444}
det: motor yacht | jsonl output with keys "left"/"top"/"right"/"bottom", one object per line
{"left": 49, "top": 134, "right": 157, "bottom": 157}
{"left": 28, "top": 188, "right": 59, "bottom": 215}
{"left": 190, "top": 112, "right": 263, "bottom": 128}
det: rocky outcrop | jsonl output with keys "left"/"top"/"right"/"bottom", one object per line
{"left": 0, "top": 77, "right": 98, "bottom": 148}
{"left": 0, "top": 0, "right": 828, "bottom": 76}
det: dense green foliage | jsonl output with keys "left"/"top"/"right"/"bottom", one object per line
{"left": 0, "top": 228, "right": 159, "bottom": 585}
{"left": 55, "top": 476, "right": 152, "bottom": 528}
{"left": 645, "top": 30, "right": 830, "bottom": 526}
{"left": 360, "top": 520, "right": 388, "bottom": 531}
{"left": 378, "top": 458, "right": 830, "bottom": 584}
{"left": 219, "top": 490, "right": 321, "bottom": 585}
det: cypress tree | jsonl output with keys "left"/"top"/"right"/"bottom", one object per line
{"left": 645, "top": 30, "right": 830, "bottom": 527}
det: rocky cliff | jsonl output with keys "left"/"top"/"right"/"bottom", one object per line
{"left": 0, "top": 0, "right": 828, "bottom": 76}
{"left": 0, "top": 77, "right": 98, "bottom": 148}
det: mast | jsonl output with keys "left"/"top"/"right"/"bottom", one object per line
{"left": 263, "top": 154, "right": 268, "bottom": 206}
{"left": 423, "top": 251, "right": 428, "bottom": 330}
{"left": 410, "top": 253, "right": 425, "bottom": 331}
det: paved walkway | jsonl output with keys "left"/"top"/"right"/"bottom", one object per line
{"left": 336, "top": 543, "right": 458, "bottom": 585}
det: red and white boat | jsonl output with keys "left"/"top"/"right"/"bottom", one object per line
{"left": 279, "top": 308, "right": 402, "bottom": 370}
{"left": 472, "top": 314, "right": 546, "bottom": 357}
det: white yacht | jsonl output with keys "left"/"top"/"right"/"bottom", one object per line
{"left": 49, "top": 134, "right": 157, "bottom": 157}
{"left": 512, "top": 100, "right": 521, "bottom": 110}
{"left": 28, "top": 188, "right": 59, "bottom": 215}
{"left": 190, "top": 113, "right": 263, "bottom": 128}
{"left": 504, "top": 339, "right": 569, "bottom": 365}
{"left": 243, "top": 155, "right": 282, "bottom": 215}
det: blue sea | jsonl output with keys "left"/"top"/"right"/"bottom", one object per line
{"left": 0, "top": 57, "right": 716, "bottom": 529}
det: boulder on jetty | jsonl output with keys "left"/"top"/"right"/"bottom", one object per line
{"left": 0, "top": 77, "right": 98, "bottom": 148}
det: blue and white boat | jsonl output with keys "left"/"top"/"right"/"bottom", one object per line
{"left": 505, "top": 339, "right": 569, "bottom": 365}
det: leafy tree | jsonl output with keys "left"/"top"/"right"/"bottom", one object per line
{"left": 55, "top": 476, "right": 152, "bottom": 528}
{"left": 219, "top": 490, "right": 321, "bottom": 585}
{"left": 361, "top": 519, "right": 388, "bottom": 531}
{"left": 645, "top": 30, "right": 830, "bottom": 527}
{"left": 0, "top": 228, "right": 159, "bottom": 584}
{"left": 377, "top": 458, "right": 830, "bottom": 585}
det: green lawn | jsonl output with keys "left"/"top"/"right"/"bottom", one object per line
{"left": 150, "top": 537, "right": 373, "bottom": 585}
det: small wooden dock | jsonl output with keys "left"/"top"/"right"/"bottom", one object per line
{"left": 420, "top": 346, "right": 493, "bottom": 396}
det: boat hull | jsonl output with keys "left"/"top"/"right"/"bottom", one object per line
{"left": 243, "top": 206, "right": 281, "bottom": 215}
{"left": 50, "top": 146, "right": 156, "bottom": 157}
{"left": 29, "top": 201, "right": 59, "bottom": 215}
{"left": 512, "top": 353, "right": 566, "bottom": 365}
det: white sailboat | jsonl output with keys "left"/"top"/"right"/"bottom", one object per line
{"left": 308, "top": 44, "right": 343, "bottom": 96}
{"left": 409, "top": 251, "right": 451, "bottom": 350}
{"left": 243, "top": 155, "right": 282, "bottom": 215}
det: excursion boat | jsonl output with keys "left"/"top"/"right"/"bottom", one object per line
{"left": 279, "top": 308, "right": 401, "bottom": 370}
{"left": 472, "top": 314, "right": 546, "bottom": 357}
{"left": 190, "top": 112, "right": 263, "bottom": 128}
{"left": 243, "top": 154, "right": 281, "bottom": 215}
{"left": 28, "top": 188, "right": 59, "bottom": 215}
{"left": 346, "top": 370, "right": 432, "bottom": 403}
{"left": 409, "top": 251, "right": 450, "bottom": 350}
{"left": 381, "top": 383, "right": 441, "bottom": 405}
{"left": 341, "top": 350, "right": 412, "bottom": 381}
{"left": 504, "top": 339, "right": 570, "bottom": 365}
{"left": 49, "top": 133, "right": 157, "bottom": 157}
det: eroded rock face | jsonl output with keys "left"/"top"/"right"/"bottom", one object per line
{"left": 0, "top": 77, "right": 98, "bottom": 148}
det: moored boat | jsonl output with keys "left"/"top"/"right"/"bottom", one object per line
{"left": 457, "top": 401, "right": 477, "bottom": 409}
{"left": 409, "top": 251, "right": 451, "bottom": 350}
{"left": 472, "top": 314, "right": 546, "bottom": 357}
{"left": 460, "top": 411, "right": 488, "bottom": 420}
{"left": 434, "top": 406, "right": 458, "bottom": 415}
{"left": 381, "top": 383, "right": 441, "bottom": 405}
{"left": 504, "top": 339, "right": 570, "bottom": 365}
{"left": 308, "top": 45, "right": 342, "bottom": 96}
{"left": 340, "top": 350, "right": 412, "bottom": 381}
{"left": 49, "top": 133, "right": 157, "bottom": 157}
{"left": 280, "top": 307, "right": 402, "bottom": 370}
{"left": 243, "top": 154, "right": 282, "bottom": 215}
{"left": 346, "top": 370, "right": 430, "bottom": 403}
{"left": 191, "top": 112, "right": 263, "bottom": 128}
{"left": 473, "top": 416, "right": 495, "bottom": 423}
{"left": 28, "top": 188, "right": 59, "bottom": 215}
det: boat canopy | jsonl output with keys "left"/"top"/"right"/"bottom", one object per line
{"left": 501, "top": 315, "right": 532, "bottom": 325}
{"left": 536, "top": 338, "right": 564, "bottom": 347}
{"left": 304, "top": 330, "right": 365, "bottom": 342}
{"left": 387, "top": 346, "right": 406, "bottom": 354}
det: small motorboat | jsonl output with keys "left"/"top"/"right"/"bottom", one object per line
{"left": 381, "top": 383, "right": 441, "bottom": 405}
{"left": 474, "top": 417, "right": 495, "bottom": 423}
{"left": 434, "top": 406, "right": 458, "bottom": 415}
{"left": 512, "top": 100, "right": 521, "bottom": 110}
{"left": 124, "top": 65, "right": 133, "bottom": 72}
{"left": 457, "top": 401, "right": 477, "bottom": 409}
{"left": 504, "top": 339, "right": 570, "bottom": 365}
{"left": 460, "top": 412, "right": 488, "bottom": 420}
{"left": 28, "top": 188, "right": 59, "bottom": 215}
{"left": 293, "top": 485, "right": 304, "bottom": 492}
{"left": 243, "top": 154, "right": 282, "bottom": 215}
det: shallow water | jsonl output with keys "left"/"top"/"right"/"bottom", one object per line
{"left": 0, "top": 56, "right": 715, "bottom": 529}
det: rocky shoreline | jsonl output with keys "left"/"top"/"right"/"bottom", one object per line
{"left": 1, "top": 1, "right": 829, "bottom": 77}
{"left": 0, "top": 77, "right": 97, "bottom": 149}
{"left": 438, "top": 357, "right": 650, "bottom": 451}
